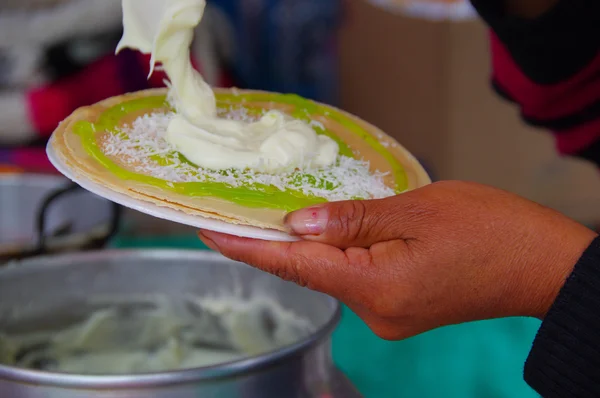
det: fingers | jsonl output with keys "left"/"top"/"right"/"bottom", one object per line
{"left": 198, "top": 230, "right": 372, "bottom": 301}
{"left": 284, "top": 194, "right": 415, "bottom": 249}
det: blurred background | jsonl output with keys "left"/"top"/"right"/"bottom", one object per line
{"left": 1, "top": 0, "right": 599, "bottom": 396}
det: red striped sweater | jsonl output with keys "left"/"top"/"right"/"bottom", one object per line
{"left": 471, "top": 0, "right": 600, "bottom": 168}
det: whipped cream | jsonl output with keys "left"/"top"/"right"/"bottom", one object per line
{"left": 117, "top": 0, "right": 339, "bottom": 173}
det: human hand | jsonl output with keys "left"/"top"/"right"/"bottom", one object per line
{"left": 198, "top": 181, "right": 597, "bottom": 340}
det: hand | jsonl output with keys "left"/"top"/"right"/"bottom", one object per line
{"left": 198, "top": 181, "right": 597, "bottom": 340}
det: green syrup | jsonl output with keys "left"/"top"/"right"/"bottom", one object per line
{"left": 74, "top": 92, "right": 407, "bottom": 212}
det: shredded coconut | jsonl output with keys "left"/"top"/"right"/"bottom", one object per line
{"left": 101, "top": 109, "right": 396, "bottom": 201}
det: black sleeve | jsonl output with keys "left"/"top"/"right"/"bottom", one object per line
{"left": 468, "top": 0, "right": 600, "bottom": 85}
{"left": 524, "top": 236, "right": 600, "bottom": 397}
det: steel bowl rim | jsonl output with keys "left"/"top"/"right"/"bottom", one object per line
{"left": 0, "top": 249, "right": 342, "bottom": 389}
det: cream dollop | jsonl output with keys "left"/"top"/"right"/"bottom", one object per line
{"left": 117, "top": 0, "right": 339, "bottom": 173}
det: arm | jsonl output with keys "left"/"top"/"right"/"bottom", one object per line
{"left": 198, "top": 181, "right": 600, "bottom": 396}
{"left": 198, "top": 181, "right": 600, "bottom": 397}
{"left": 469, "top": 0, "right": 600, "bottom": 167}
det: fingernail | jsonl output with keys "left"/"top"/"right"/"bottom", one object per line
{"left": 198, "top": 231, "right": 220, "bottom": 252}
{"left": 285, "top": 206, "right": 328, "bottom": 236}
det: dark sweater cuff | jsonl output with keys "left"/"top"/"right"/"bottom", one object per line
{"left": 469, "top": 0, "right": 600, "bottom": 85}
{"left": 525, "top": 236, "right": 600, "bottom": 398}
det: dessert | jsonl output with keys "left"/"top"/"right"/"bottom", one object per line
{"left": 48, "top": 0, "right": 430, "bottom": 233}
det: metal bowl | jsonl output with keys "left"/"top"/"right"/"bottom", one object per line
{"left": 0, "top": 250, "right": 358, "bottom": 398}
{"left": 0, "top": 174, "right": 119, "bottom": 261}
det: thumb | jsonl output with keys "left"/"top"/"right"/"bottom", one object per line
{"left": 285, "top": 195, "right": 409, "bottom": 249}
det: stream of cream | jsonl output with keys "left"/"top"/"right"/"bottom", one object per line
{"left": 116, "top": 0, "right": 339, "bottom": 173}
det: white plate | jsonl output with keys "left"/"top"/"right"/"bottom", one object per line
{"left": 46, "top": 143, "right": 298, "bottom": 242}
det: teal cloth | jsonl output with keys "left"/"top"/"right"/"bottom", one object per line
{"left": 333, "top": 307, "right": 540, "bottom": 397}
{"left": 111, "top": 236, "right": 541, "bottom": 398}
{"left": 111, "top": 235, "right": 210, "bottom": 251}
